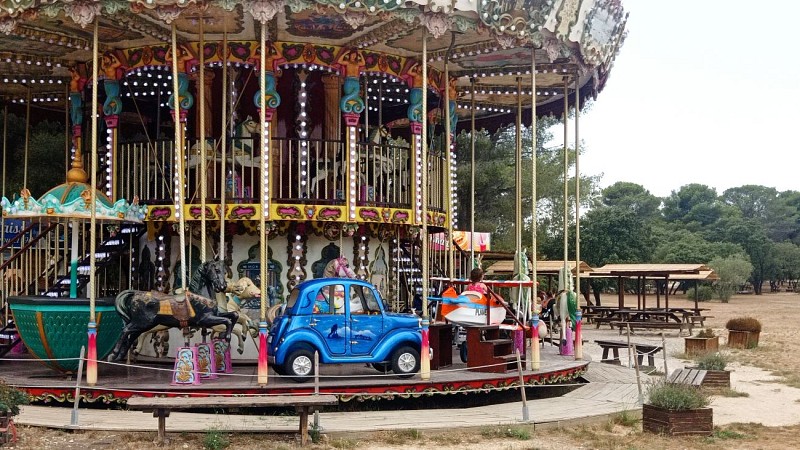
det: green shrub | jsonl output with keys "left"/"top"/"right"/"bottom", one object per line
{"left": 647, "top": 382, "right": 710, "bottom": 411}
{"left": 696, "top": 328, "right": 716, "bottom": 338}
{"left": 0, "top": 381, "right": 29, "bottom": 416}
{"left": 725, "top": 317, "right": 762, "bottom": 332}
{"left": 696, "top": 352, "right": 728, "bottom": 371}
{"left": 688, "top": 286, "right": 713, "bottom": 301}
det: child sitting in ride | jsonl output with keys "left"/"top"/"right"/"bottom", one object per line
{"left": 465, "top": 268, "right": 488, "bottom": 296}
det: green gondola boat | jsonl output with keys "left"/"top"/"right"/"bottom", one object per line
{"left": 8, "top": 296, "right": 123, "bottom": 373}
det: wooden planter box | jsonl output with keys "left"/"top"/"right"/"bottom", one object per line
{"left": 727, "top": 330, "right": 760, "bottom": 349}
{"left": 701, "top": 369, "right": 730, "bottom": 389}
{"left": 642, "top": 404, "right": 713, "bottom": 436}
{"left": 685, "top": 336, "right": 719, "bottom": 356}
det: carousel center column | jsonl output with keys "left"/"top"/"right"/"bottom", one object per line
{"left": 336, "top": 48, "right": 366, "bottom": 223}
{"left": 67, "top": 66, "right": 88, "bottom": 300}
{"left": 404, "top": 60, "right": 425, "bottom": 226}
{"left": 100, "top": 52, "right": 123, "bottom": 199}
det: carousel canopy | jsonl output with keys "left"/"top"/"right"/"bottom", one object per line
{"left": 0, "top": 0, "right": 626, "bottom": 126}
{"left": 1, "top": 182, "right": 145, "bottom": 221}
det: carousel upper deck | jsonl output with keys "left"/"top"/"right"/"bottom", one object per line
{"left": 0, "top": 0, "right": 626, "bottom": 232}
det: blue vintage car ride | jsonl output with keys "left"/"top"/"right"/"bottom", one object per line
{"left": 268, "top": 278, "right": 422, "bottom": 382}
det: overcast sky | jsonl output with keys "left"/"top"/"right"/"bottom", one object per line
{"left": 573, "top": 0, "right": 800, "bottom": 198}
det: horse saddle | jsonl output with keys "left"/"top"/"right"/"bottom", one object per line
{"left": 157, "top": 293, "right": 196, "bottom": 322}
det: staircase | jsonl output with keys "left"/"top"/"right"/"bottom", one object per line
{"left": 0, "top": 322, "right": 21, "bottom": 357}
{"left": 42, "top": 224, "right": 146, "bottom": 298}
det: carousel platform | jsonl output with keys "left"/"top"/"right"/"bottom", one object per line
{"left": 3, "top": 343, "right": 587, "bottom": 405}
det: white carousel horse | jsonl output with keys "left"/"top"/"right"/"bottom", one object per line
{"left": 510, "top": 248, "right": 532, "bottom": 322}
{"left": 133, "top": 277, "right": 262, "bottom": 357}
{"left": 231, "top": 116, "right": 261, "bottom": 156}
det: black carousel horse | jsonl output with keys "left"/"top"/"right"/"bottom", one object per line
{"left": 110, "top": 259, "right": 238, "bottom": 361}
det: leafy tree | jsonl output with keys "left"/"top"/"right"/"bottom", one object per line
{"left": 662, "top": 184, "right": 736, "bottom": 231}
{"left": 708, "top": 254, "right": 753, "bottom": 302}
{"left": 579, "top": 207, "right": 654, "bottom": 304}
{"left": 722, "top": 185, "right": 800, "bottom": 243}
{"left": 455, "top": 118, "right": 599, "bottom": 252}
{"left": 602, "top": 181, "right": 661, "bottom": 220}
{"left": 651, "top": 227, "right": 743, "bottom": 264}
{"left": 770, "top": 242, "right": 800, "bottom": 291}
{"left": 2, "top": 113, "right": 66, "bottom": 197}
{"left": 717, "top": 217, "right": 774, "bottom": 295}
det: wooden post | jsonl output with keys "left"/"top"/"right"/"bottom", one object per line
{"left": 661, "top": 332, "right": 668, "bottom": 380}
{"left": 515, "top": 348, "right": 529, "bottom": 421}
{"left": 70, "top": 346, "right": 85, "bottom": 426}
{"left": 629, "top": 324, "right": 643, "bottom": 405}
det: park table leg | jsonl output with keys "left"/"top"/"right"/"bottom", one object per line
{"left": 153, "top": 408, "right": 170, "bottom": 445}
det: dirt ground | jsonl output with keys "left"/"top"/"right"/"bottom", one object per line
{"left": 8, "top": 291, "right": 800, "bottom": 450}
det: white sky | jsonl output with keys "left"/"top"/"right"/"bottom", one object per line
{"left": 574, "top": 0, "right": 800, "bottom": 198}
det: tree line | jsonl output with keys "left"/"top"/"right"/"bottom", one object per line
{"left": 455, "top": 124, "right": 800, "bottom": 298}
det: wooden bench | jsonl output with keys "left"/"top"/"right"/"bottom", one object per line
{"left": 667, "top": 368, "right": 707, "bottom": 387}
{"left": 611, "top": 320, "right": 690, "bottom": 336}
{"left": 688, "top": 315, "right": 714, "bottom": 327}
{"left": 126, "top": 394, "right": 338, "bottom": 445}
{"left": 594, "top": 339, "right": 663, "bottom": 367}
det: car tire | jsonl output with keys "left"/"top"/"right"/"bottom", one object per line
{"left": 285, "top": 348, "right": 315, "bottom": 383}
{"left": 371, "top": 362, "right": 391, "bottom": 373}
{"left": 391, "top": 346, "right": 420, "bottom": 378}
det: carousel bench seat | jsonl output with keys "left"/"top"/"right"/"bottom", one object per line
{"left": 126, "top": 394, "right": 338, "bottom": 445}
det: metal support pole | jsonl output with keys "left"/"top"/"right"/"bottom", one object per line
{"left": 70, "top": 346, "right": 85, "bottom": 426}
{"left": 515, "top": 348, "right": 529, "bottom": 421}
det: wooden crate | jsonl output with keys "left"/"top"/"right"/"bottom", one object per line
{"left": 642, "top": 404, "right": 713, "bottom": 436}
{"left": 684, "top": 336, "right": 719, "bottom": 356}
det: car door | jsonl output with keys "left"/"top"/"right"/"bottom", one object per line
{"left": 348, "top": 284, "right": 384, "bottom": 356}
{"left": 309, "top": 283, "right": 346, "bottom": 355}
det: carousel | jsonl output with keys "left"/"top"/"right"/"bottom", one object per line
{"left": 0, "top": 0, "right": 626, "bottom": 403}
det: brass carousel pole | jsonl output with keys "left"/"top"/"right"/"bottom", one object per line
{"left": 257, "top": 21, "right": 269, "bottom": 386}
{"left": 420, "top": 28, "right": 430, "bottom": 381}
{"left": 444, "top": 51, "right": 453, "bottom": 280}
{"left": 469, "top": 77, "right": 475, "bottom": 268}
{"left": 529, "top": 49, "right": 539, "bottom": 371}
{"left": 220, "top": 28, "right": 228, "bottom": 258}
{"left": 1, "top": 103, "right": 6, "bottom": 323}
{"left": 23, "top": 87, "right": 30, "bottom": 189}
{"left": 87, "top": 18, "right": 100, "bottom": 387}
{"left": 515, "top": 76, "right": 523, "bottom": 322}
{"left": 199, "top": 18, "right": 207, "bottom": 262}
{"left": 560, "top": 77, "right": 570, "bottom": 355}
{"left": 171, "top": 24, "right": 187, "bottom": 293}
{"left": 574, "top": 72, "right": 582, "bottom": 360}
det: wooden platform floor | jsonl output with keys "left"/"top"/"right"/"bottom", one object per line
{"left": 3, "top": 343, "right": 589, "bottom": 401}
{"left": 12, "top": 353, "right": 645, "bottom": 434}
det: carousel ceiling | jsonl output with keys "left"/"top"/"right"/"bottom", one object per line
{"left": 0, "top": 0, "right": 627, "bottom": 123}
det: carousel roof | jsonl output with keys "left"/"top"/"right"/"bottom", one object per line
{"left": 1, "top": 182, "right": 145, "bottom": 221}
{"left": 0, "top": 0, "right": 627, "bottom": 125}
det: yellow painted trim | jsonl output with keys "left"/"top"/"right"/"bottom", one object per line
{"left": 35, "top": 311, "right": 56, "bottom": 361}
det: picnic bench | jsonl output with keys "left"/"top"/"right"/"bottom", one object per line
{"left": 611, "top": 320, "right": 690, "bottom": 336}
{"left": 126, "top": 394, "right": 339, "bottom": 445}
{"left": 667, "top": 368, "right": 707, "bottom": 387}
{"left": 594, "top": 339, "right": 663, "bottom": 367}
